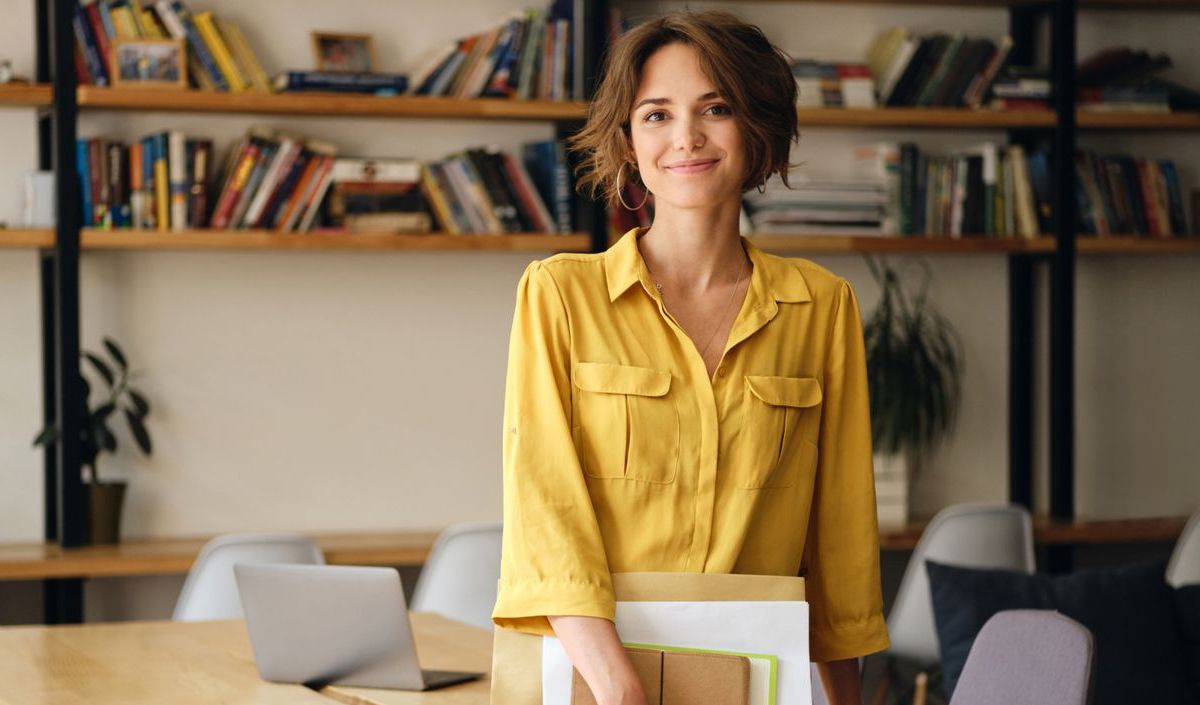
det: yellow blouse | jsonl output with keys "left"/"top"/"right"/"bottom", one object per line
{"left": 492, "top": 227, "right": 890, "bottom": 662}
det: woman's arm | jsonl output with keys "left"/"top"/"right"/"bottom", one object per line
{"left": 817, "top": 657, "right": 863, "bottom": 705}
{"left": 548, "top": 615, "right": 650, "bottom": 705}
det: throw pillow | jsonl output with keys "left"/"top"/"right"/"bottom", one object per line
{"left": 926, "top": 559, "right": 1190, "bottom": 705}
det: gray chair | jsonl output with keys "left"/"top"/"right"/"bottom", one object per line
{"left": 1167, "top": 507, "right": 1200, "bottom": 587}
{"left": 949, "top": 610, "right": 1095, "bottom": 705}
{"left": 410, "top": 521, "right": 502, "bottom": 630}
{"left": 173, "top": 532, "right": 325, "bottom": 621}
{"left": 887, "top": 503, "right": 1036, "bottom": 665}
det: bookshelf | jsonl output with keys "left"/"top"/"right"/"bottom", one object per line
{"left": 22, "top": 0, "right": 1199, "bottom": 625}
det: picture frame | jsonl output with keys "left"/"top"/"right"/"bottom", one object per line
{"left": 111, "top": 39, "right": 187, "bottom": 89}
{"left": 311, "top": 31, "right": 377, "bottom": 73}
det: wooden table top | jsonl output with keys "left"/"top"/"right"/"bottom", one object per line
{"left": 0, "top": 531, "right": 441, "bottom": 581}
{"left": 0, "top": 515, "right": 1187, "bottom": 582}
{"left": 0, "top": 612, "right": 491, "bottom": 705}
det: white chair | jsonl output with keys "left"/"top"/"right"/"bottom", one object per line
{"left": 1167, "top": 507, "right": 1200, "bottom": 587}
{"left": 172, "top": 532, "right": 325, "bottom": 622}
{"left": 887, "top": 504, "right": 1036, "bottom": 665}
{"left": 410, "top": 522, "right": 502, "bottom": 630}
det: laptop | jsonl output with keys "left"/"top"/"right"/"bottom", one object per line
{"left": 234, "top": 563, "right": 484, "bottom": 690}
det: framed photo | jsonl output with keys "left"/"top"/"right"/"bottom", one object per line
{"left": 112, "top": 39, "right": 187, "bottom": 89}
{"left": 311, "top": 32, "right": 376, "bottom": 73}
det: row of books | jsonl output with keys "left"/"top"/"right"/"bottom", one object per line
{"left": 73, "top": 0, "right": 270, "bottom": 91}
{"left": 743, "top": 176, "right": 888, "bottom": 235}
{"left": 76, "top": 134, "right": 213, "bottom": 229}
{"left": 1074, "top": 151, "right": 1190, "bottom": 237}
{"left": 792, "top": 60, "right": 876, "bottom": 109}
{"left": 424, "top": 144, "right": 570, "bottom": 234}
{"left": 867, "top": 28, "right": 1013, "bottom": 108}
{"left": 76, "top": 127, "right": 576, "bottom": 234}
{"left": 409, "top": 1, "right": 584, "bottom": 101}
{"left": 1077, "top": 47, "right": 1200, "bottom": 113}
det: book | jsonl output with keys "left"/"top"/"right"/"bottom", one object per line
{"left": 193, "top": 11, "right": 248, "bottom": 91}
{"left": 186, "top": 139, "right": 213, "bottom": 228}
{"left": 214, "top": 17, "right": 270, "bottom": 92}
{"left": 168, "top": 130, "right": 187, "bottom": 231}
{"left": 273, "top": 71, "right": 409, "bottom": 94}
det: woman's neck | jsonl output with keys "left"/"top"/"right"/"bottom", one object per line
{"left": 638, "top": 198, "right": 748, "bottom": 295}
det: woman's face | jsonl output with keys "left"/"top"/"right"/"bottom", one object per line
{"left": 628, "top": 43, "right": 746, "bottom": 212}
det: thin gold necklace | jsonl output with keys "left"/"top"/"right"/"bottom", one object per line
{"left": 648, "top": 254, "right": 748, "bottom": 363}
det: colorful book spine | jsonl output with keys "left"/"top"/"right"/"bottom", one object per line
{"left": 129, "top": 140, "right": 144, "bottom": 229}
{"left": 273, "top": 71, "right": 409, "bottom": 94}
{"left": 76, "top": 139, "right": 93, "bottom": 226}
{"left": 152, "top": 132, "right": 170, "bottom": 231}
{"left": 187, "top": 139, "right": 212, "bottom": 227}
{"left": 74, "top": 4, "right": 109, "bottom": 86}
{"left": 193, "top": 11, "right": 248, "bottom": 91}
{"left": 155, "top": 0, "right": 228, "bottom": 90}
{"left": 215, "top": 17, "right": 270, "bottom": 92}
{"left": 168, "top": 130, "right": 187, "bottom": 231}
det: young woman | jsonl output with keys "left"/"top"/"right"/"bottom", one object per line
{"left": 492, "top": 11, "right": 889, "bottom": 705}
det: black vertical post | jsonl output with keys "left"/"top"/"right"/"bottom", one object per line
{"left": 572, "top": 0, "right": 610, "bottom": 254}
{"left": 36, "top": 0, "right": 57, "bottom": 544}
{"left": 1004, "top": 6, "right": 1039, "bottom": 511}
{"left": 1048, "top": 0, "right": 1078, "bottom": 573}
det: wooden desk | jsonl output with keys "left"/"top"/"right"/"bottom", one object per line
{"left": 878, "top": 515, "right": 1188, "bottom": 551}
{"left": 0, "top": 531, "right": 440, "bottom": 581}
{"left": 0, "top": 612, "right": 490, "bottom": 705}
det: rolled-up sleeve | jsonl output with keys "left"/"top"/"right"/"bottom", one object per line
{"left": 802, "top": 279, "right": 891, "bottom": 662}
{"left": 491, "top": 261, "right": 615, "bottom": 636}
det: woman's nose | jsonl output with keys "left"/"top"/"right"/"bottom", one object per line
{"left": 671, "top": 116, "right": 705, "bottom": 151}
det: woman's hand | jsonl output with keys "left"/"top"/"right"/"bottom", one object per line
{"left": 547, "top": 615, "right": 651, "bottom": 705}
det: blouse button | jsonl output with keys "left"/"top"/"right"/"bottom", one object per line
{"left": 717, "top": 366, "right": 727, "bottom": 377}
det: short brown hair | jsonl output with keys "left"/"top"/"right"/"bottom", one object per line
{"left": 568, "top": 11, "right": 798, "bottom": 208}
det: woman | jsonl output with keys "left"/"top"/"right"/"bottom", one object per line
{"left": 492, "top": 11, "right": 889, "bottom": 705}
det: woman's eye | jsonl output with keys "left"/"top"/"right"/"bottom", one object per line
{"left": 643, "top": 110, "right": 667, "bottom": 123}
{"left": 705, "top": 103, "right": 732, "bottom": 116}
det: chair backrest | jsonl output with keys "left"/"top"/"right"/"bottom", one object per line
{"left": 173, "top": 533, "right": 325, "bottom": 622}
{"left": 410, "top": 521, "right": 502, "bottom": 630}
{"left": 950, "top": 610, "right": 1094, "bottom": 705}
{"left": 1167, "top": 507, "right": 1200, "bottom": 587}
{"left": 887, "top": 503, "right": 1035, "bottom": 664}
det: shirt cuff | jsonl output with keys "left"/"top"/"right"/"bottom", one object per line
{"left": 809, "top": 612, "right": 891, "bottom": 662}
{"left": 491, "top": 576, "right": 615, "bottom": 636}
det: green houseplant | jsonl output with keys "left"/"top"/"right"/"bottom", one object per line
{"left": 863, "top": 256, "right": 963, "bottom": 526}
{"left": 33, "top": 337, "right": 152, "bottom": 544}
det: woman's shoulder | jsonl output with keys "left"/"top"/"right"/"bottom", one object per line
{"left": 755, "top": 248, "right": 852, "bottom": 300}
{"left": 518, "top": 251, "right": 608, "bottom": 295}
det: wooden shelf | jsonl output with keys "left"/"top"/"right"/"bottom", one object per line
{"left": 0, "top": 517, "right": 1184, "bottom": 579}
{"left": 76, "top": 86, "right": 589, "bottom": 121}
{"left": 0, "top": 229, "right": 54, "bottom": 248}
{"left": 1077, "top": 236, "right": 1200, "bottom": 253}
{"left": 747, "top": 234, "right": 1052, "bottom": 253}
{"left": 1078, "top": 111, "right": 1200, "bottom": 130}
{"left": 0, "top": 83, "right": 51, "bottom": 108}
{"left": 879, "top": 514, "right": 1189, "bottom": 551}
{"left": 797, "top": 106, "right": 1055, "bottom": 129}
{"left": 79, "top": 228, "right": 590, "bottom": 252}
{"left": 0, "top": 531, "right": 440, "bottom": 581}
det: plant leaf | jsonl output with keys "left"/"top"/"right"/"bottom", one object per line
{"left": 127, "top": 389, "right": 151, "bottom": 417}
{"left": 33, "top": 424, "right": 59, "bottom": 447}
{"left": 91, "top": 402, "right": 117, "bottom": 423}
{"left": 84, "top": 352, "right": 115, "bottom": 388}
{"left": 103, "top": 338, "right": 128, "bottom": 370}
{"left": 125, "top": 409, "right": 153, "bottom": 455}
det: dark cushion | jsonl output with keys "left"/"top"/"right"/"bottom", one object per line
{"left": 1176, "top": 584, "right": 1200, "bottom": 699}
{"left": 926, "top": 559, "right": 1191, "bottom": 705}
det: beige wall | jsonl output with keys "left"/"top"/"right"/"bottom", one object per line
{"left": 0, "top": 0, "right": 1198, "bottom": 617}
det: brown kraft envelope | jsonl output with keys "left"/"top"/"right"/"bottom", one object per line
{"left": 491, "top": 572, "right": 806, "bottom": 705}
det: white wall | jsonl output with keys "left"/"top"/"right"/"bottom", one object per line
{"left": 0, "top": 0, "right": 1198, "bottom": 619}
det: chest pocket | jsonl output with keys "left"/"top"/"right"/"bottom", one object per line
{"left": 571, "top": 362, "right": 678, "bottom": 484}
{"left": 740, "top": 375, "right": 823, "bottom": 489}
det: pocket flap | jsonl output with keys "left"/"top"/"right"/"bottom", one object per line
{"left": 745, "top": 375, "right": 822, "bottom": 408}
{"left": 573, "top": 362, "right": 671, "bottom": 397}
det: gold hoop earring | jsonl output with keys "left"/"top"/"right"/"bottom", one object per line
{"left": 616, "top": 162, "right": 650, "bottom": 211}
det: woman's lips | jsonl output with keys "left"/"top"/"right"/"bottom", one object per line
{"left": 664, "top": 159, "right": 718, "bottom": 174}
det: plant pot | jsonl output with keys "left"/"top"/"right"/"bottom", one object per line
{"left": 873, "top": 452, "right": 909, "bottom": 529}
{"left": 88, "top": 481, "right": 127, "bottom": 545}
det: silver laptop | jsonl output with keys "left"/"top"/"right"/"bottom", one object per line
{"left": 234, "top": 563, "right": 483, "bottom": 690}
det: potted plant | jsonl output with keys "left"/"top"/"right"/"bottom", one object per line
{"left": 862, "top": 256, "right": 963, "bottom": 527}
{"left": 33, "top": 337, "right": 152, "bottom": 545}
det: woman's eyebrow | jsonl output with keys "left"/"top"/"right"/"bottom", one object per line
{"left": 633, "top": 91, "right": 722, "bottom": 111}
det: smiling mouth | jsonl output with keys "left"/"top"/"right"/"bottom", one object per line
{"left": 664, "top": 159, "right": 719, "bottom": 174}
